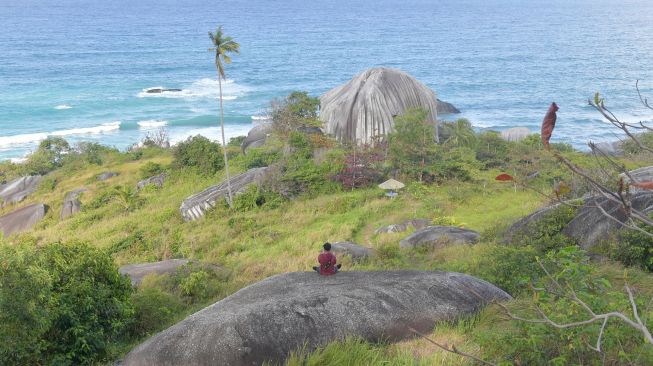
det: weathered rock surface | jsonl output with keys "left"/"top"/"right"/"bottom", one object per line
{"left": 136, "top": 173, "right": 166, "bottom": 191}
{"left": 118, "top": 259, "right": 191, "bottom": 286}
{"left": 375, "top": 218, "right": 431, "bottom": 234}
{"left": 330, "top": 241, "right": 375, "bottom": 261}
{"left": 594, "top": 140, "right": 624, "bottom": 156}
{"left": 502, "top": 204, "right": 561, "bottom": 243}
{"left": 60, "top": 188, "right": 87, "bottom": 219}
{"left": 500, "top": 127, "right": 531, "bottom": 142}
{"left": 97, "top": 172, "right": 119, "bottom": 181}
{"left": 436, "top": 99, "right": 460, "bottom": 114}
{"left": 241, "top": 123, "right": 273, "bottom": 152}
{"left": 121, "top": 271, "right": 510, "bottom": 366}
{"left": 400, "top": 226, "right": 480, "bottom": 249}
{"left": 563, "top": 193, "right": 653, "bottom": 249}
{"left": 180, "top": 167, "right": 270, "bottom": 221}
{"left": 320, "top": 68, "right": 439, "bottom": 145}
{"left": 0, "top": 203, "right": 47, "bottom": 237}
{"left": 0, "top": 175, "right": 42, "bottom": 207}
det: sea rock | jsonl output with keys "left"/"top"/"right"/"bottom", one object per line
{"left": 121, "top": 271, "right": 510, "bottom": 366}
{"left": 0, "top": 175, "right": 42, "bottom": 207}
{"left": 400, "top": 226, "right": 480, "bottom": 249}
{"left": 562, "top": 192, "right": 653, "bottom": 249}
{"left": 137, "top": 173, "right": 166, "bottom": 191}
{"left": 593, "top": 140, "right": 624, "bottom": 156}
{"left": 60, "top": 188, "right": 87, "bottom": 219}
{"left": 500, "top": 127, "right": 531, "bottom": 142}
{"left": 436, "top": 99, "right": 460, "bottom": 114}
{"left": 320, "top": 68, "right": 439, "bottom": 145}
{"left": 145, "top": 88, "right": 182, "bottom": 94}
{"left": 0, "top": 203, "right": 47, "bottom": 237}
{"left": 375, "top": 218, "right": 431, "bottom": 234}
{"left": 118, "top": 259, "right": 191, "bottom": 286}
{"left": 97, "top": 172, "right": 119, "bottom": 181}
{"left": 330, "top": 241, "right": 375, "bottom": 261}
{"left": 241, "top": 123, "right": 273, "bottom": 153}
{"left": 180, "top": 167, "right": 270, "bottom": 221}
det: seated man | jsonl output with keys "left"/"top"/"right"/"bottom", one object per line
{"left": 312, "top": 242, "right": 341, "bottom": 276}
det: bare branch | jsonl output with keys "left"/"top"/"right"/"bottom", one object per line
{"left": 636, "top": 80, "right": 653, "bottom": 111}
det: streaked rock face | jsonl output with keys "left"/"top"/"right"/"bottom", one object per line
{"left": 118, "top": 259, "right": 191, "bottom": 286}
{"left": 320, "top": 68, "right": 439, "bottom": 145}
{"left": 500, "top": 127, "right": 531, "bottom": 142}
{"left": 179, "top": 167, "right": 270, "bottom": 221}
{"left": 122, "top": 271, "right": 510, "bottom": 366}
{"left": 0, "top": 175, "right": 41, "bottom": 207}
{"left": 0, "top": 203, "right": 47, "bottom": 237}
{"left": 60, "top": 188, "right": 87, "bottom": 219}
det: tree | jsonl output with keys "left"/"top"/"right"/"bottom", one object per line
{"left": 271, "top": 91, "right": 321, "bottom": 135}
{"left": 387, "top": 108, "right": 438, "bottom": 182}
{"left": 209, "top": 26, "right": 240, "bottom": 207}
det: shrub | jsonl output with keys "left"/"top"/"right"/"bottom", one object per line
{"left": 242, "top": 148, "right": 281, "bottom": 169}
{"left": 271, "top": 91, "right": 321, "bottom": 134}
{"left": 387, "top": 108, "right": 438, "bottom": 182}
{"left": 0, "top": 242, "right": 133, "bottom": 365}
{"left": 172, "top": 135, "right": 225, "bottom": 175}
{"left": 611, "top": 221, "right": 653, "bottom": 272}
{"left": 477, "top": 247, "right": 653, "bottom": 365}
{"left": 509, "top": 205, "right": 578, "bottom": 254}
{"left": 130, "top": 287, "right": 183, "bottom": 337}
{"left": 474, "top": 131, "right": 511, "bottom": 169}
{"left": 23, "top": 137, "right": 71, "bottom": 175}
{"left": 139, "top": 161, "right": 164, "bottom": 179}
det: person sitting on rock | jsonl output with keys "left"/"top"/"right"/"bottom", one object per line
{"left": 313, "top": 242, "right": 341, "bottom": 275}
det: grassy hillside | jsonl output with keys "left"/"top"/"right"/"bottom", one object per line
{"left": 2, "top": 115, "right": 653, "bottom": 364}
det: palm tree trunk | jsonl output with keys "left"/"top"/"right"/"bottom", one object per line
{"left": 218, "top": 74, "right": 234, "bottom": 207}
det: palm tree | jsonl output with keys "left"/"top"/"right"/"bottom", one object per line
{"left": 209, "top": 26, "right": 240, "bottom": 207}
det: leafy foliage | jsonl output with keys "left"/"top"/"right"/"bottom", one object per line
{"left": 0, "top": 242, "right": 133, "bottom": 365}
{"left": 172, "top": 135, "right": 225, "bottom": 175}
{"left": 334, "top": 145, "right": 384, "bottom": 189}
{"left": 271, "top": 91, "right": 321, "bottom": 135}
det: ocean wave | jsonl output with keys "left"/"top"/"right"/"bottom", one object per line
{"left": 137, "top": 78, "right": 247, "bottom": 100}
{"left": 54, "top": 104, "right": 72, "bottom": 110}
{"left": 137, "top": 119, "right": 168, "bottom": 128}
{"left": 0, "top": 122, "right": 121, "bottom": 148}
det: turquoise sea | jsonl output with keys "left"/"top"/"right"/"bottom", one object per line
{"left": 1, "top": 0, "right": 653, "bottom": 161}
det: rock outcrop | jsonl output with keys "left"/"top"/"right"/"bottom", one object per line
{"left": 500, "top": 127, "right": 531, "bottom": 142}
{"left": 121, "top": 271, "right": 510, "bottom": 366}
{"left": 136, "top": 173, "right": 166, "bottom": 191}
{"left": 241, "top": 123, "right": 273, "bottom": 153}
{"left": 562, "top": 193, "right": 653, "bottom": 249}
{"left": 375, "top": 218, "right": 431, "bottom": 234}
{"left": 119, "top": 259, "right": 191, "bottom": 286}
{"left": 436, "top": 99, "right": 460, "bottom": 114}
{"left": 320, "top": 68, "right": 439, "bottom": 145}
{"left": 60, "top": 188, "right": 87, "bottom": 219}
{"left": 400, "top": 226, "right": 480, "bottom": 249}
{"left": 0, "top": 175, "right": 42, "bottom": 207}
{"left": 594, "top": 140, "right": 624, "bottom": 156}
{"left": 97, "top": 172, "right": 119, "bottom": 181}
{"left": 330, "top": 241, "right": 375, "bottom": 261}
{"left": 0, "top": 203, "right": 47, "bottom": 237}
{"left": 180, "top": 167, "right": 270, "bottom": 221}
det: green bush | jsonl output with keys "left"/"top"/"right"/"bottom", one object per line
{"left": 130, "top": 287, "right": 183, "bottom": 337}
{"left": 22, "top": 137, "right": 71, "bottom": 175}
{"left": 477, "top": 247, "right": 653, "bottom": 365}
{"left": 0, "top": 241, "right": 133, "bottom": 365}
{"left": 510, "top": 205, "right": 578, "bottom": 254}
{"left": 139, "top": 161, "right": 164, "bottom": 179}
{"left": 474, "top": 131, "right": 511, "bottom": 169}
{"left": 172, "top": 135, "right": 225, "bottom": 175}
{"left": 612, "top": 222, "right": 653, "bottom": 272}
{"left": 470, "top": 245, "right": 540, "bottom": 295}
{"left": 242, "top": 148, "right": 281, "bottom": 169}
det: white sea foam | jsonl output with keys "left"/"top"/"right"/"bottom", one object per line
{"left": 169, "top": 125, "right": 254, "bottom": 146}
{"left": 137, "top": 120, "right": 168, "bottom": 128}
{"left": 251, "top": 115, "right": 271, "bottom": 122}
{"left": 9, "top": 156, "right": 28, "bottom": 164}
{"left": 137, "top": 78, "right": 247, "bottom": 100}
{"left": 54, "top": 104, "right": 72, "bottom": 110}
{"left": 0, "top": 122, "right": 121, "bottom": 148}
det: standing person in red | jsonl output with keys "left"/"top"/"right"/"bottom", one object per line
{"left": 312, "top": 242, "right": 341, "bottom": 275}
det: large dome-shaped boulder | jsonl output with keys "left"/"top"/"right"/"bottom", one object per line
{"left": 121, "top": 271, "right": 509, "bottom": 366}
{"left": 320, "top": 68, "right": 439, "bottom": 145}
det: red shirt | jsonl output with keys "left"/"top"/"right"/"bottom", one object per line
{"left": 318, "top": 252, "right": 337, "bottom": 275}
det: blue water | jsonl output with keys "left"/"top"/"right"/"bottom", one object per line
{"left": 2, "top": 0, "right": 653, "bottom": 161}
